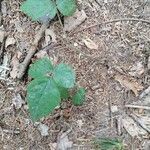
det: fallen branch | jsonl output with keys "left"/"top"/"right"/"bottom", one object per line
{"left": 17, "top": 23, "right": 48, "bottom": 79}
{"left": 71, "top": 18, "right": 150, "bottom": 34}
{"left": 125, "top": 104, "right": 150, "bottom": 110}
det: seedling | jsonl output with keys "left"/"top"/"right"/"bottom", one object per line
{"left": 20, "top": 0, "right": 77, "bottom": 22}
{"left": 27, "top": 58, "right": 85, "bottom": 121}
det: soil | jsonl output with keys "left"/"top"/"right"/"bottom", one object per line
{"left": 0, "top": 0, "right": 150, "bottom": 150}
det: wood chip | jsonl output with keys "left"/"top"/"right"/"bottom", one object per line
{"left": 115, "top": 73, "right": 144, "bottom": 96}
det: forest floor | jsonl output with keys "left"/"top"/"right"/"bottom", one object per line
{"left": 0, "top": 0, "right": 150, "bottom": 149}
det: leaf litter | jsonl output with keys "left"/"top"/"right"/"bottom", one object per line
{"left": 114, "top": 73, "right": 144, "bottom": 96}
{"left": 0, "top": 0, "right": 149, "bottom": 149}
{"left": 56, "top": 130, "right": 73, "bottom": 150}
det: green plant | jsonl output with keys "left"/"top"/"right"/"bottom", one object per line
{"left": 94, "top": 138, "right": 124, "bottom": 150}
{"left": 20, "top": 0, "right": 77, "bottom": 22}
{"left": 27, "top": 58, "right": 85, "bottom": 121}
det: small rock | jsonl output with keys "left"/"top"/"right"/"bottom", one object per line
{"left": 111, "top": 105, "right": 118, "bottom": 113}
{"left": 37, "top": 123, "right": 49, "bottom": 136}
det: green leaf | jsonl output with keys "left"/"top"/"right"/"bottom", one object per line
{"left": 20, "top": 0, "right": 57, "bottom": 22}
{"left": 53, "top": 63, "right": 75, "bottom": 88}
{"left": 72, "top": 88, "right": 85, "bottom": 106}
{"left": 94, "top": 138, "right": 123, "bottom": 150}
{"left": 58, "top": 86, "right": 69, "bottom": 100}
{"left": 27, "top": 78, "right": 61, "bottom": 121}
{"left": 28, "top": 58, "right": 53, "bottom": 79}
{"left": 56, "top": 0, "right": 77, "bottom": 16}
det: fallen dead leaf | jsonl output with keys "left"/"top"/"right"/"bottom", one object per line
{"left": 12, "top": 93, "right": 24, "bottom": 109}
{"left": 115, "top": 73, "right": 144, "bottom": 96}
{"left": 37, "top": 123, "right": 49, "bottom": 137}
{"left": 122, "top": 115, "right": 147, "bottom": 138}
{"left": 83, "top": 38, "right": 99, "bottom": 50}
{"left": 129, "top": 62, "right": 144, "bottom": 77}
{"left": 35, "top": 50, "right": 48, "bottom": 59}
{"left": 10, "top": 51, "right": 22, "bottom": 79}
{"left": 5, "top": 37, "right": 16, "bottom": 48}
{"left": 56, "top": 130, "right": 73, "bottom": 150}
{"left": 64, "top": 9, "right": 87, "bottom": 32}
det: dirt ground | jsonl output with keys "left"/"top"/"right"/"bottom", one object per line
{"left": 0, "top": 0, "right": 150, "bottom": 149}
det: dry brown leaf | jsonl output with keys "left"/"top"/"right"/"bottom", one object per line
{"left": 10, "top": 51, "right": 22, "bottom": 79}
{"left": 83, "top": 38, "right": 99, "bottom": 50}
{"left": 64, "top": 9, "right": 87, "bottom": 32}
{"left": 56, "top": 130, "right": 73, "bottom": 150}
{"left": 12, "top": 93, "right": 25, "bottom": 109}
{"left": 115, "top": 73, "right": 144, "bottom": 96}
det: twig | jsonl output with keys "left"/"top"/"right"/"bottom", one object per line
{"left": 125, "top": 104, "right": 150, "bottom": 110}
{"left": 17, "top": 23, "right": 48, "bottom": 79}
{"left": 71, "top": 18, "right": 150, "bottom": 34}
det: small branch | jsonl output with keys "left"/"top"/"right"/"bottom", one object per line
{"left": 125, "top": 104, "right": 150, "bottom": 110}
{"left": 17, "top": 23, "right": 48, "bottom": 79}
{"left": 72, "top": 18, "right": 150, "bottom": 34}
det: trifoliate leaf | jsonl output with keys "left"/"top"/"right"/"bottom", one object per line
{"left": 53, "top": 63, "right": 75, "bottom": 88}
{"left": 58, "top": 86, "right": 70, "bottom": 100}
{"left": 72, "top": 88, "right": 85, "bottom": 106}
{"left": 27, "top": 78, "right": 61, "bottom": 121}
{"left": 20, "top": 0, "right": 57, "bottom": 22}
{"left": 28, "top": 58, "right": 53, "bottom": 79}
{"left": 56, "top": 0, "right": 77, "bottom": 16}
